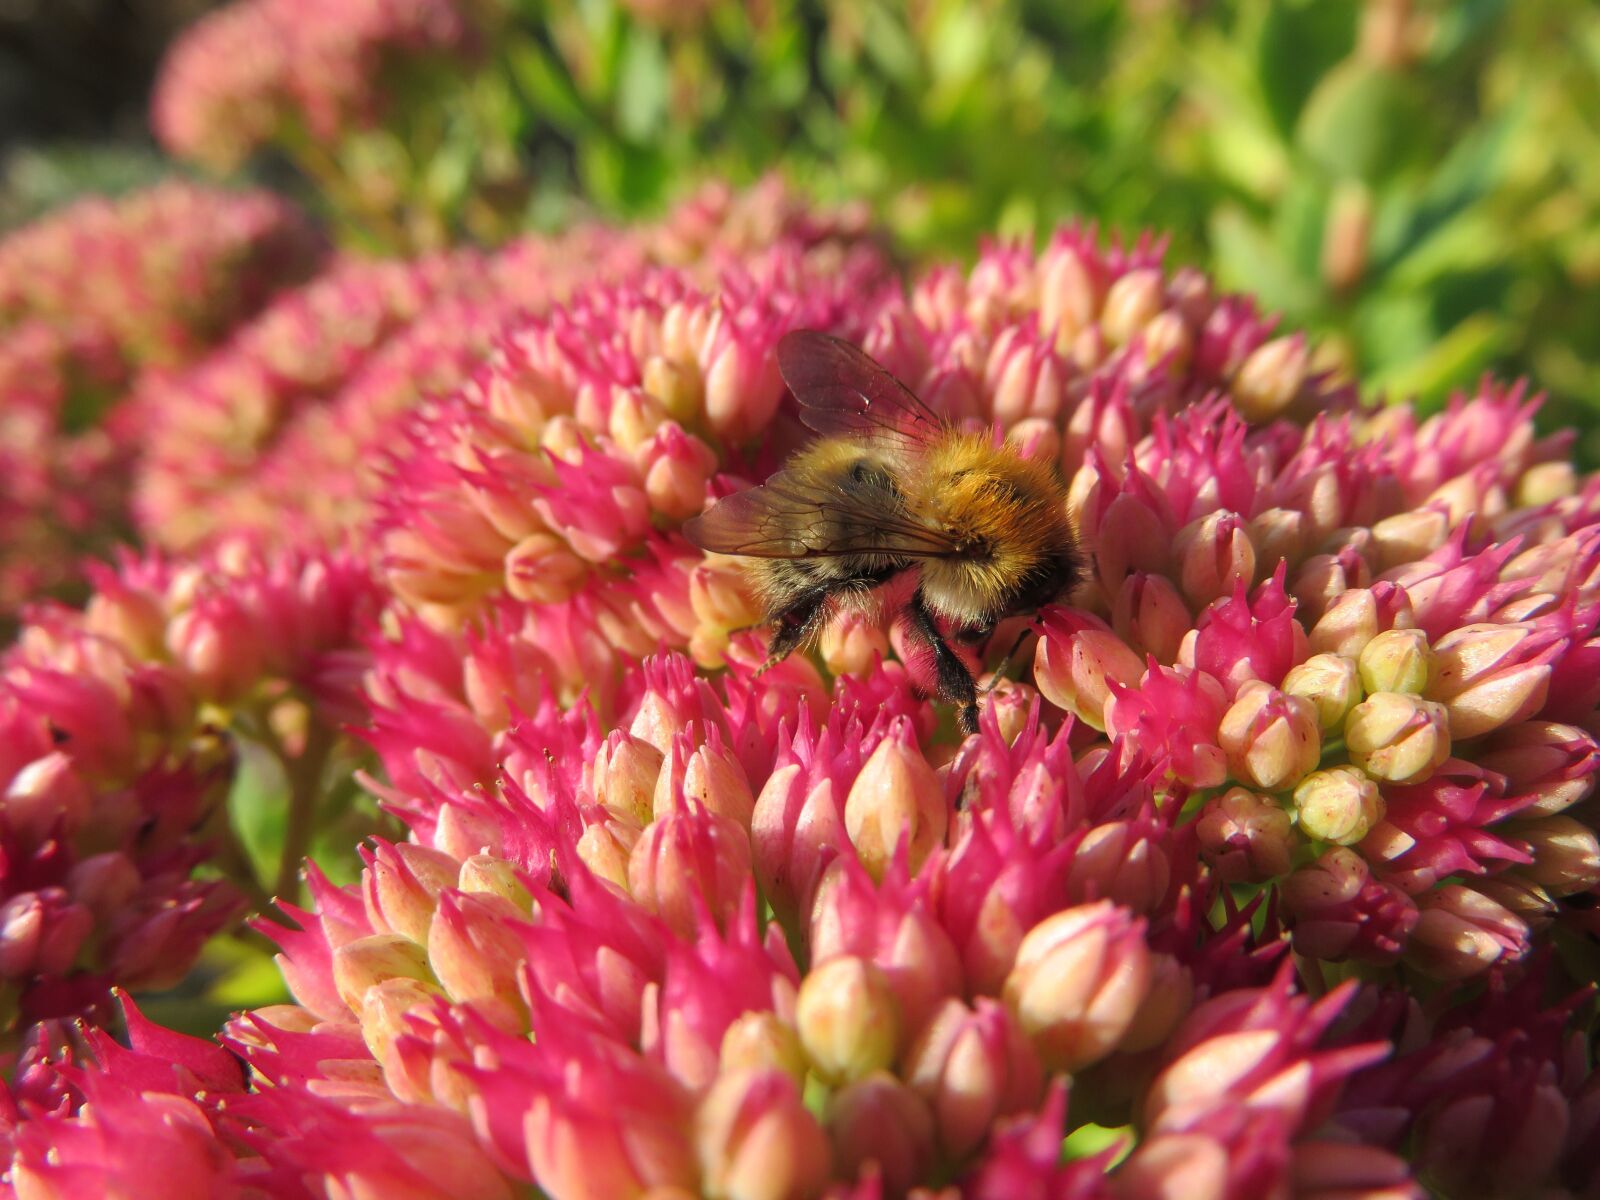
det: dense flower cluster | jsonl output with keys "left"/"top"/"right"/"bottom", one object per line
{"left": 151, "top": 0, "right": 491, "bottom": 171}
{"left": 0, "top": 182, "right": 324, "bottom": 369}
{"left": 134, "top": 177, "right": 878, "bottom": 552}
{"left": 0, "top": 322, "right": 130, "bottom": 618}
{"left": 0, "top": 542, "right": 383, "bottom": 1038}
{"left": 0, "top": 183, "right": 323, "bottom": 620}
{"left": 4, "top": 203, "right": 1599, "bottom": 1198}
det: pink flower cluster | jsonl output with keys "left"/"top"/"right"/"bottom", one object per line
{"left": 0, "top": 181, "right": 324, "bottom": 369}
{"left": 5, "top": 201, "right": 1600, "bottom": 1199}
{"left": 152, "top": 0, "right": 490, "bottom": 171}
{"left": 133, "top": 178, "right": 881, "bottom": 554}
{"left": 0, "top": 183, "right": 323, "bottom": 619}
{"left": 0, "top": 541, "right": 382, "bottom": 1037}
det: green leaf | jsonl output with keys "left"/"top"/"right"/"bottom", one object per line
{"left": 1209, "top": 205, "right": 1321, "bottom": 317}
{"left": 578, "top": 138, "right": 669, "bottom": 212}
{"left": 208, "top": 947, "right": 291, "bottom": 1009}
{"left": 230, "top": 739, "right": 289, "bottom": 889}
{"left": 615, "top": 26, "right": 669, "bottom": 142}
{"left": 505, "top": 37, "right": 593, "bottom": 133}
{"left": 1254, "top": 0, "right": 1358, "bottom": 137}
{"left": 1296, "top": 59, "right": 1420, "bottom": 181}
{"left": 1061, "top": 1122, "right": 1133, "bottom": 1166}
{"left": 1366, "top": 312, "right": 1508, "bottom": 407}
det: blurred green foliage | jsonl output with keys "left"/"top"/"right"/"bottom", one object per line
{"left": 57, "top": 0, "right": 1600, "bottom": 445}
{"left": 447, "top": 0, "right": 1600, "bottom": 452}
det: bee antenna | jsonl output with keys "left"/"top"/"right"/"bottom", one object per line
{"left": 982, "top": 625, "right": 1035, "bottom": 693}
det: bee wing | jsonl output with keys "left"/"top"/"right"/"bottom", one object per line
{"left": 778, "top": 330, "right": 945, "bottom": 450}
{"left": 683, "top": 468, "right": 962, "bottom": 559}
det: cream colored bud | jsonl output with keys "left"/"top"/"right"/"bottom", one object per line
{"left": 1282, "top": 653, "right": 1363, "bottom": 731}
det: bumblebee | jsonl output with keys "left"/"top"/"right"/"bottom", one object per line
{"left": 684, "top": 330, "right": 1083, "bottom": 734}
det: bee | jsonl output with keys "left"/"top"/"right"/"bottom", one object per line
{"left": 683, "top": 330, "right": 1083, "bottom": 734}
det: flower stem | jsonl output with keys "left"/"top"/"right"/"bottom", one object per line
{"left": 274, "top": 721, "right": 337, "bottom": 904}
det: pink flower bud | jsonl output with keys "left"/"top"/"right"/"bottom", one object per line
{"left": 524, "top": 1051, "right": 698, "bottom": 1198}
{"left": 1101, "top": 269, "right": 1164, "bottom": 346}
{"left": 363, "top": 841, "right": 459, "bottom": 945}
{"left": 505, "top": 532, "right": 589, "bottom": 604}
{"left": 1406, "top": 884, "right": 1529, "bottom": 979}
{"left": 1092, "top": 485, "right": 1178, "bottom": 592}
{"left": 1232, "top": 334, "right": 1309, "bottom": 422}
{"left": 1291, "top": 549, "right": 1372, "bottom": 625}
{"left": 752, "top": 761, "right": 847, "bottom": 927}
{"left": 1174, "top": 511, "right": 1256, "bottom": 608}
{"left": 65, "top": 851, "right": 141, "bottom": 919}
{"left": 1309, "top": 585, "right": 1415, "bottom": 660}
{"left": 720, "top": 1012, "right": 808, "bottom": 1086}
{"left": 654, "top": 735, "right": 756, "bottom": 830}
{"left": 844, "top": 720, "right": 947, "bottom": 881}
{"left": 1005, "top": 416, "right": 1061, "bottom": 464}
{"left": 3, "top": 751, "right": 90, "bottom": 846}
{"left": 592, "top": 730, "right": 666, "bottom": 826}
{"left": 628, "top": 806, "right": 752, "bottom": 938}
{"left": 1248, "top": 507, "right": 1308, "bottom": 573}
{"left": 577, "top": 818, "right": 640, "bottom": 890}
{"left": 1345, "top": 693, "right": 1451, "bottom": 785}
{"left": 1292, "top": 766, "right": 1385, "bottom": 845}
{"left": 1280, "top": 847, "right": 1418, "bottom": 963}
{"left": 1427, "top": 621, "right": 1557, "bottom": 739}
{"left": 1002, "top": 901, "right": 1152, "bottom": 1072}
{"left": 809, "top": 860, "right": 962, "bottom": 1052}
{"left": 1196, "top": 788, "right": 1294, "bottom": 882}
{"left": 1466, "top": 874, "right": 1555, "bottom": 931}
{"left": 1218, "top": 682, "right": 1322, "bottom": 792}
{"left": 1113, "top": 1128, "right": 1230, "bottom": 1200}
{"left": 1370, "top": 507, "right": 1451, "bottom": 572}
{"left": 1143, "top": 978, "right": 1385, "bottom": 1136}
{"left": 644, "top": 354, "right": 703, "bottom": 424}
{"left": 1357, "top": 628, "right": 1434, "bottom": 696}
{"left": 427, "top": 891, "right": 528, "bottom": 1031}
{"left": 1120, "top": 953, "right": 1195, "bottom": 1055}
{"left": 796, "top": 955, "right": 901, "bottom": 1084}
{"left": 332, "top": 934, "right": 435, "bottom": 1013}
{"left": 1039, "top": 243, "right": 1104, "bottom": 347}
{"left": 689, "top": 562, "right": 763, "bottom": 637}
{"left": 1477, "top": 721, "right": 1599, "bottom": 817}
{"left": 1414, "top": 1072, "right": 1569, "bottom": 1200}
{"left": 819, "top": 611, "right": 890, "bottom": 678}
{"left": 1515, "top": 460, "right": 1576, "bottom": 506}
{"left": 360, "top": 975, "right": 445, "bottom": 1083}
{"left": 703, "top": 329, "right": 784, "bottom": 442}
{"left": 0, "top": 891, "right": 89, "bottom": 978}
{"left": 1033, "top": 610, "right": 1143, "bottom": 731}
{"left": 696, "top": 1069, "right": 832, "bottom": 1200}
{"left": 166, "top": 598, "right": 263, "bottom": 703}
{"left": 1112, "top": 573, "right": 1191, "bottom": 664}
{"left": 1105, "top": 664, "right": 1230, "bottom": 788}
{"left": 904, "top": 997, "right": 1044, "bottom": 1161}
{"left": 1281, "top": 653, "right": 1363, "bottom": 732}
{"left": 11, "top": 1090, "right": 237, "bottom": 1200}
{"left": 984, "top": 327, "right": 1066, "bottom": 424}
{"left": 1292, "top": 1140, "right": 1420, "bottom": 1200}
{"left": 826, "top": 1072, "right": 936, "bottom": 1198}
{"left": 1508, "top": 815, "right": 1600, "bottom": 896}
{"left": 1064, "top": 820, "right": 1171, "bottom": 913}
{"left": 640, "top": 423, "right": 718, "bottom": 520}
{"left": 608, "top": 388, "right": 668, "bottom": 452}
{"left": 1141, "top": 309, "right": 1194, "bottom": 374}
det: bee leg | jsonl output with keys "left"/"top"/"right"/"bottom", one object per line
{"left": 910, "top": 590, "right": 980, "bottom": 735}
{"left": 981, "top": 625, "right": 1035, "bottom": 692}
{"left": 758, "top": 589, "right": 832, "bottom": 674}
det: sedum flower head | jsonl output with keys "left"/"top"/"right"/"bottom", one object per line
{"left": 12, "top": 199, "right": 1600, "bottom": 1198}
